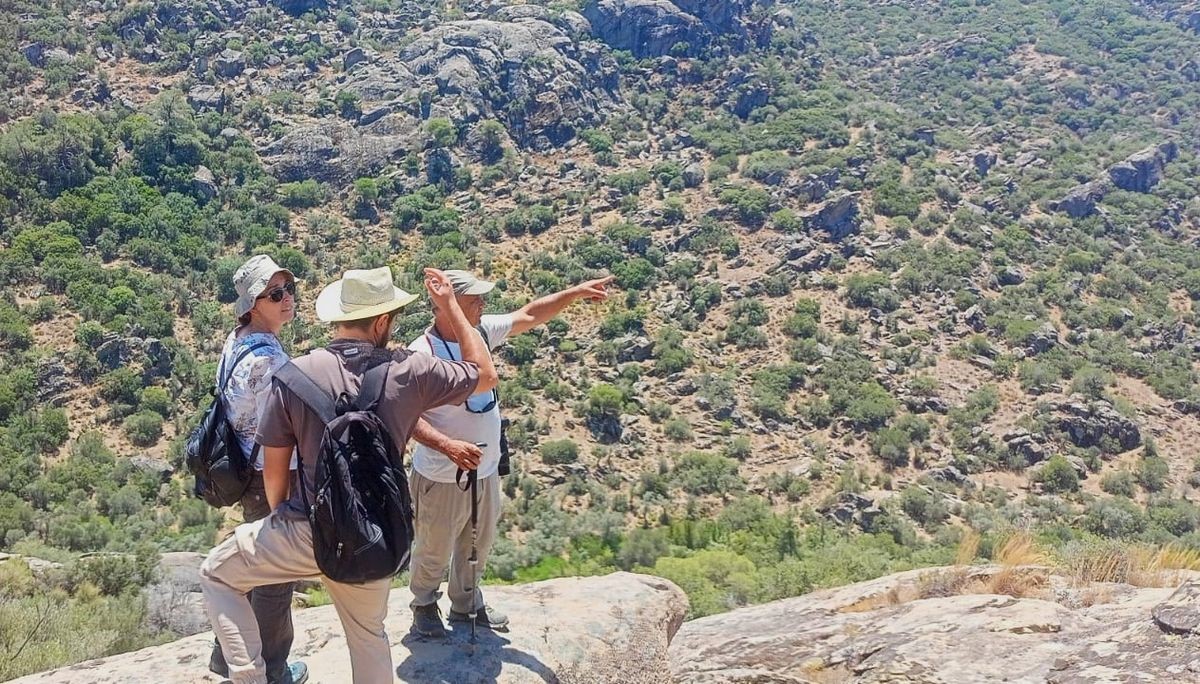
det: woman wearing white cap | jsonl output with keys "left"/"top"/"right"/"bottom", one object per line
{"left": 208, "top": 254, "right": 308, "bottom": 684}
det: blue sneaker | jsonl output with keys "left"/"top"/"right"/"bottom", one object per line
{"left": 270, "top": 662, "right": 309, "bottom": 684}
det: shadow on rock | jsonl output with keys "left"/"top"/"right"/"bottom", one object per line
{"left": 398, "top": 621, "right": 557, "bottom": 684}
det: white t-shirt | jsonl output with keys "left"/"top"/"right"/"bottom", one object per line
{"left": 218, "top": 330, "right": 296, "bottom": 471}
{"left": 408, "top": 314, "right": 514, "bottom": 483}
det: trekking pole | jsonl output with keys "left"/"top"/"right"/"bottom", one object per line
{"left": 468, "top": 466, "right": 478, "bottom": 646}
{"left": 468, "top": 442, "right": 486, "bottom": 651}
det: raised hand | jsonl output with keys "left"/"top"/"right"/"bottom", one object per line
{"left": 423, "top": 268, "right": 455, "bottom": 307}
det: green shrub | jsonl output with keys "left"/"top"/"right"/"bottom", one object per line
{"left": 122, "top": 411, "right": 164, "bottom": 447}
{"left": 671, "top": 452, "right": 745, "bottom": 495}
{"left": 1100, "top": 470, "right": 1136, "bottom": 497}
{"left": 664, "top": 417, "right": 693, "bottom": 442}
{"left": 1038, "top": 455, "right": 1080, "bottom": 493}
{"left": 540, "top": 439, "right": 579, "bottom": 465}
{"left": 1137, "top": 456, "right": 1170, "bottom": 493}
{"left": 138, "top": 387, "right": 172, "bottom": 417}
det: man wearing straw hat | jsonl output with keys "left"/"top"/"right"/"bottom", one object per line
{"left": 200, "top": 267, "right": 497, "bottom": 684}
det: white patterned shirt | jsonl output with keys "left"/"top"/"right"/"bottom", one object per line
{"left": 218, "top": 330, "right": 295, "bottom": 470}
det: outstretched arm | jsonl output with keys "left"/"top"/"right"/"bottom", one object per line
{"left": 509, "top": 275, "right": 615, "bottom": 336}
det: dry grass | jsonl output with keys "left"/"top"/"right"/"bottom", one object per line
{"left": 955, "top": 530, "right": 980, "bottom": 566}
{"left": 1059, "top": 541, "right": 1200, "bottom": 588}
{"left": 995, "top": 531, "right": 1049, "bottom": 567}
{"left": 838, "top": 585, "right": 915, "bottom": 613}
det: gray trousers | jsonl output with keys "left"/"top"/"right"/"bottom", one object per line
{"left": 408, "top": 471, "right": 502, "bottom": 614}
{"left": 208, "top": 472, "right": 295, "bottom": 682}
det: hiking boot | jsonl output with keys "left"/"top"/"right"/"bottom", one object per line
{"left": 412, "top": 603, "right": 447, "bottom": 637}
{"left": 448, "top": 604, "right": 509, "bottom": 631}
{"left": 269, "top": 662, "right": 309, "bottom": 684}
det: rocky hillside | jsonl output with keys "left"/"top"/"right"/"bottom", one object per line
{"left": 4, "top": 0, "right": 1200, "bottom": 678}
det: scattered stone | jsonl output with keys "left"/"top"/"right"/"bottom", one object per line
{"left": 186, "top": 85, "right": 225, "bottom": 112}
{"left": 213, "top": 48, "right": 245, "bottom": 78}
{"left": 191, "top": 165, "right": 218, "bottom": 202}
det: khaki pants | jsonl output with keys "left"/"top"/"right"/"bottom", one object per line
{"left": 200, "top": 512, "right": 393, "bottom": 684}
{"left": 408, "top": 471, "right": 501, "bottom": 614}
{"left": 209, "top": 473, "right": 295, "bottom": 681}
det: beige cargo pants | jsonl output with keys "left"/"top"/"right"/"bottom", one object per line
{"left": 199, "top": 512, "right": 393, "bottom": 684}
{"left": 407, "top": 471, "right": 502, "bottom": 614}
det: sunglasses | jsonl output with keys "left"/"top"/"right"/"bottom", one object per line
{"left": 258, "top": 281, "right": 296, "bottom": 303}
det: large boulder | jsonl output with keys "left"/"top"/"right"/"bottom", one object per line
{"left": 186, "top": 85, "right": 225, "bottom": 113}
{"left": 1107, "top": 142, "right": 1178, "bottom": 193}
{"left": 1049, "top": 180, "right": 1107, "bottom": 218}
{"left": 212, "top": 49, "right": 245, "bottom": 78}
{"left": 15, "top": 573, "right": 687, "bottom": 684}
{"left": 802, "top": 192, "right": 862, "bottom": 241}
{"left": 582, "top": 0, "right": 760, "bottom": 58}
{"left": 670, "top": 565, "right": 1193, "bottom": 683}
{"left": 338, "top": 18, "right": 619, "bottom": 151}
{"left": 143, "top": 552, "right": 209, "bottom": 637}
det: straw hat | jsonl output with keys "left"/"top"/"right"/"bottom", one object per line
{"left": 314, "top": 267, "right": 419, "bottom": 322}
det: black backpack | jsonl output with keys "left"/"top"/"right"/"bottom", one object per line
{"left": 185, "top": 342, "right": 269, "bottom": 507}
{"left": 274, "top": 357, "right": 414, "bottom": 584}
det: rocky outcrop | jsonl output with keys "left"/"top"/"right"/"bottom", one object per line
{"left": 1049, "top": 180, "right": 1107, "bottom": 218}
{"left": 818, "top": 491, "right": 883, "bottom": 531}
{"left": 670, "top": 565, "right": 1200, "bottom": 683}
{"left": 1053, "top": 396, "right": 1142, "bottom": 453}
{"left": 1050, "top": 142, "right": 1177, "bottom": 217}
{"left": 802, "top": 192, "right": 862, "bottom": 241}
{"left": 259, "top": 117, "right": 423, "bottom": 185}
{"left": 15, "top": 572, "right": 687, "bottom": 684}
{"left": 582, "top": 0, "right": 760, "bottom": 58}
{"left": 186, "top": 85, "right": 225, "bottom": 112}
{"left": 191, "top": 165, "right": 218, "bottom": 202}
{"left": 338, "top": 18, "right": 618, "bottom": 151}
{"left": 1107, "top": 141, "right": 1178, "bottom": 193}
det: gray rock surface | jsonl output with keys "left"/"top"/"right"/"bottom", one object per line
{"left": 16, "top": 572, "right": 686, "bottom": 684}
{"left": 670, "top": 566, "right": 1198, "bottom": 684}
{"left": 191, "top": 165, "right": 218, "bottom": 202}
{"left": 259, "top": 117, "right": 423, "bottom": 184}
{"left": 186, "top": 85, "right": 225, "bottom": 112}
{"left": 1050, "top": 180, "right": 1107, "bottom": 218}
{"left": 336, "top": 18, "right": 618, "bottom": 152}
{"left": 1107, "top": 141, "right": 1177, "bottom": 193}
{"left": 582, "top": 0, "right": 758, "bottom": 58}
{"left": 1053, "top": 396, "right": 1142, "bottom": 453}
{"left": 802, "top": 192, "right": 862, "bottom": 241}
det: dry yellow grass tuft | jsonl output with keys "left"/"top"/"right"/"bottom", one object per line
{"left": 955, "top": 530, "right": 980, "bottom": 566}
{"left": 1059, "top": 541, "right": 1200, "bottom": 588}
{"left": 995, "top": 531, "right": 1048, "bottom": 567}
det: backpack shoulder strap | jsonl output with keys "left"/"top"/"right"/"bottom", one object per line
{"left": 354, "top": 360, "right": 391, "bottom": 412}
{"left": 475, "top": 323, "right": 490, "bottom": 349}
{"left": 274, "top": 361, "right": 337, "bottom": 424}
{"left": 218, "top": 341, "right": 272, "bottom": 393}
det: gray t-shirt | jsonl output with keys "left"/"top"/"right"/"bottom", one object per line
{"left": 255, "top": 339, "right": 480, "bottom": 518}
